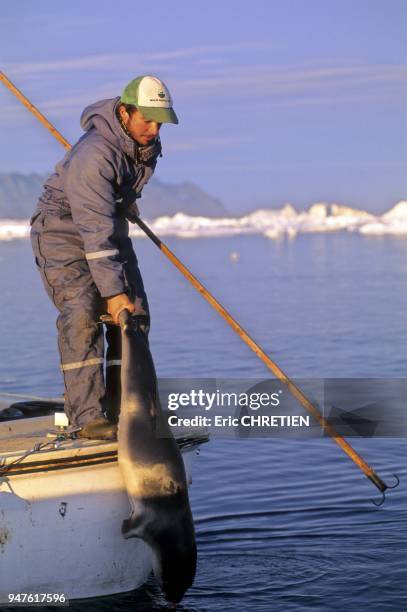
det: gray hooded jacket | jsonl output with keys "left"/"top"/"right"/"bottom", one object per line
{"left": 36, "top": 97, "right": 160, "bottom": 297}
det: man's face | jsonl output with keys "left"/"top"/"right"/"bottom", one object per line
{"left": 119, "top": 106, "right": 161, "bottom": 145}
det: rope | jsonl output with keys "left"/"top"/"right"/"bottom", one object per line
{"left": 0, "top": 432, "right": 77, "bottom": 478}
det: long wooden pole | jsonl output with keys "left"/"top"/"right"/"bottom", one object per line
{"left": 0, "top": 71, "right": 392, "bottom": 496}
{"left": 0, "top": 72, "right": 71, "bottom": 150}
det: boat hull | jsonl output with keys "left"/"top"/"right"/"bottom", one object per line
{"left": 0, "top": 411, "right": 205, "bottom": 600}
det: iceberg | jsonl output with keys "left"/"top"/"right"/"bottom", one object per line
{"left": 382, "top": 201, "right": 407, "bottom": 221}
{"left": 1, "top": 201, "right": 407, "bottom": 241}
{"left": 0, "top": 220, "right": 30, "bottom": 241}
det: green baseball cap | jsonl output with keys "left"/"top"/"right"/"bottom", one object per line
{"left": 120, "top": 75, "right": 178, "bottom": 124}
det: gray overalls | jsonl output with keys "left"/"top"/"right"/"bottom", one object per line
{"left": 30, "top": 97, "right": 159, "bottom": 426}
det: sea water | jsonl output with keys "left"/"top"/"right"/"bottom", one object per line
{"left": 0, "top": 233, "right": 406, "bottom": 611}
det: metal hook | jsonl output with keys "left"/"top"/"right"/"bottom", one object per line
{"left": 371, "top": 473, "right": 400, "bottom": 507}
{"left": 386, "top": 473, "right": 400, "bottom": 489}
{"left": 371, "top": 491, "right": 386, "bottom": 507}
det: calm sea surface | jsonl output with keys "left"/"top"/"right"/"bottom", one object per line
{"left": 1, "top": 233, "right": 406, "bottom": 611}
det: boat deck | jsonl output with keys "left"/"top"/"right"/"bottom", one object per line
{"left": 0, "top": 412, "right": 116, "bottom": 454}
{"left": 0, "top": 405, "right": 209, "bottom": 473}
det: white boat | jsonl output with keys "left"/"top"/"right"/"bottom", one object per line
{"left": 0, "top": 399, "right": 208, "bottom": 601}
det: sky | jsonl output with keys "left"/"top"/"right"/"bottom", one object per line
{"left": 1, "top": 0, "right": 406, "bottom": 214}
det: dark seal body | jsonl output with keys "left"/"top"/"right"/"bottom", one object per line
{"left": 118, "top": 311, "right": 196, "bottom": 604}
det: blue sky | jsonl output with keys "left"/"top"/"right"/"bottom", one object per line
{"left": 1, "top": 0, "right": 406, "bottom": 213}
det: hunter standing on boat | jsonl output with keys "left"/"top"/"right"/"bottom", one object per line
{"left": 30, "top": 76, "right": 178, "bottom": 440}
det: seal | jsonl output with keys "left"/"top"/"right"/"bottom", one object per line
{"left": 117, "top": 310, "right": 197, "bottom": 605}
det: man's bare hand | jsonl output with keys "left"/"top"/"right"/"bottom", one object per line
{"left": 106, "top": 293, "right": 135, "bottom": 324}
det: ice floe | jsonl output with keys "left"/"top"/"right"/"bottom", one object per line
{"left": 1, "top": 201, "right": 407, "bottom": 241}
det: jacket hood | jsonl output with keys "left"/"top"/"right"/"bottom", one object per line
{"left": 80, "top": 97, "right": 137, "bottom": 159}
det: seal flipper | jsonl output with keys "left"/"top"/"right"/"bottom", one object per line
{"left": 122, "top": 512, "right": 146, "bottom": 539}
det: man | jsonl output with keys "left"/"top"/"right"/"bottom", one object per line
{"left": 30, "top": 75, "right": 178, "bottom": 439}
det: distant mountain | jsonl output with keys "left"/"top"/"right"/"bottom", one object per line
{"left": 139, "top": 177, "right": 228, "bottom": 219}
{"left": 0, "top": 173, "right": 228, "bottom": 219}
{"left": 0, "top": 173, "right": 45, "bottom": 219}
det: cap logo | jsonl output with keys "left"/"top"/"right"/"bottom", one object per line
{"left": 158, "top": 91, "right": 165, "bottom": 99}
